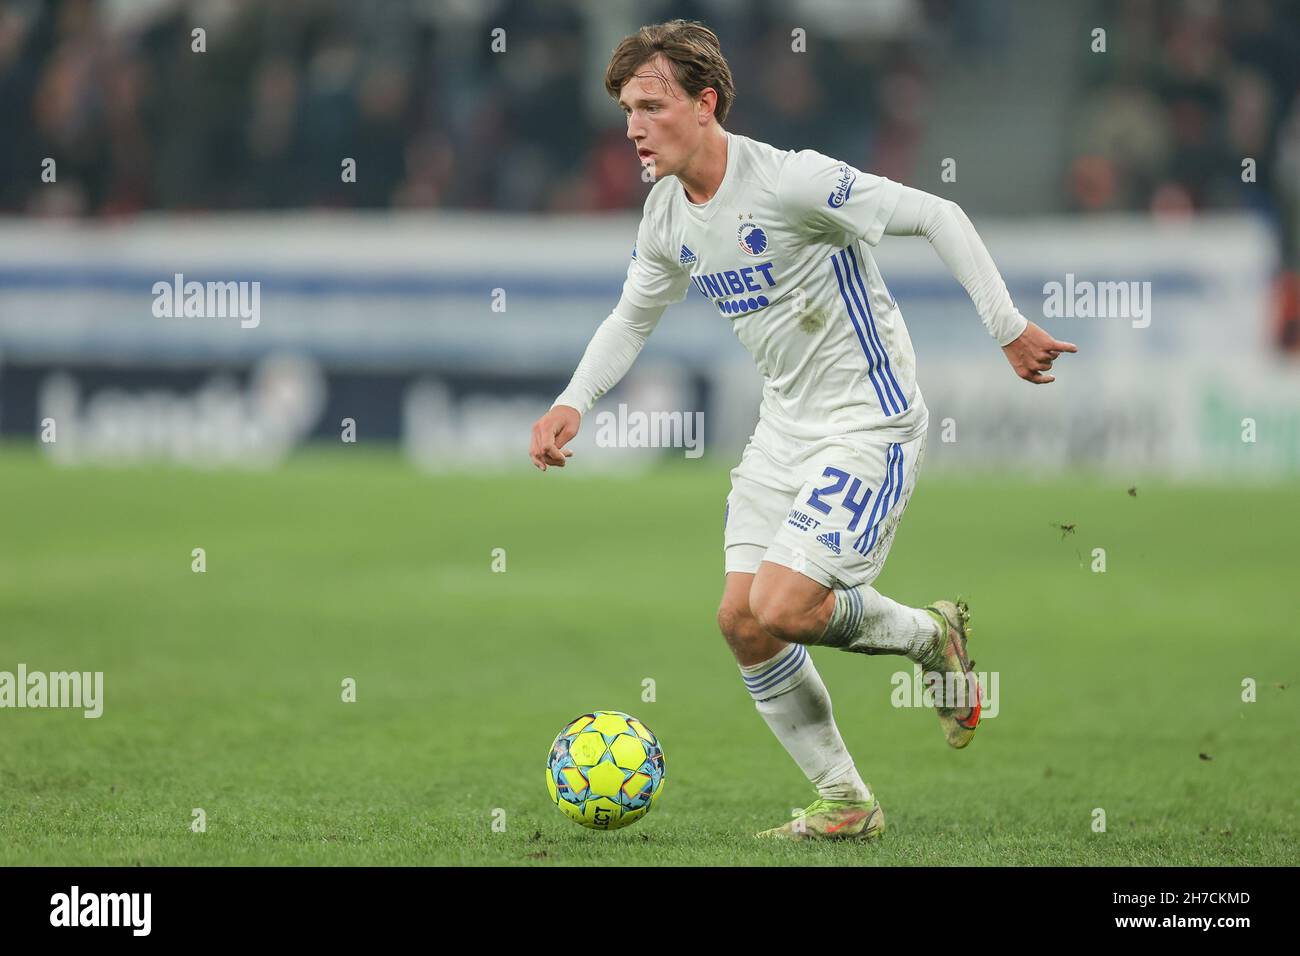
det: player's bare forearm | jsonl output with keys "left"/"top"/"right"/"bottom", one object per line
{"left": 1001, "top": 321, "right": 1078, "bottom": 384}
{"left": 529, "top": 404, "right": 581, "bottom": 471}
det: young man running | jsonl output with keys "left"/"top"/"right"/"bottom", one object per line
{"left": 528, "top": 20, "right": 1076, "bottom": 840}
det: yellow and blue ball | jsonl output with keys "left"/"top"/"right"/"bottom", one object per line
{"left": 545, "top": 710, "right": 665, "bottom": 830}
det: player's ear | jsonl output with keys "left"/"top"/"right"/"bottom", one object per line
{"left": 697, "top": 87, "right": 717, "bottom": 125}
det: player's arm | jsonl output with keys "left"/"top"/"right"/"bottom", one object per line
{"left": 778, "top": 150, "right": 1077, "bottom": 384}
{"left": 882, "top": 186, "right": 1077, "bottom": 384}
{"left": 529, "top": 213, "right": 689, "bottom": 471}
{"left": 530, "top": 301, "right": 665, "bottom": 470}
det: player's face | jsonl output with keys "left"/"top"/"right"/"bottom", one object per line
{"left": 618, "top": 55, "right": 711, "bottom": 180}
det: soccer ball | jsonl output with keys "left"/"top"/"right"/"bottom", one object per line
{"left": 545, "top": 710, "right": 665, "bottom": 830}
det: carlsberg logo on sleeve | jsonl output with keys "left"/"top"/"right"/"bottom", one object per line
{"left": 827, "top": 165, "right": 856, "bottom": 208}
{"left": 50, "top": 887, "right": 151, "bottom": 936}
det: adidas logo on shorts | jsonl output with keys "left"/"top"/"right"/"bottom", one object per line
{"left": 816, "top": 531, "right": 841, "bottom": 555}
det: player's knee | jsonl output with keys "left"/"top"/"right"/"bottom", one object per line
{"left": 717, "top": 600, "right": 781, "bottom": 664}
{"left": 716, "top": 601, "right": 755, "bottom": 642}
{"left": 749, "top": 592, "right": 809, "bottom": 644}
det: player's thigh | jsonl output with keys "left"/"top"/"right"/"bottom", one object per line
{"left": 723, "top": 442, "right": 800, "bottom": 579}
{"left": 763, "top": 430, "right": 928, "bottom": 589}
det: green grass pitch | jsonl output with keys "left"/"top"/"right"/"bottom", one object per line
{"left": 1, "top": 445, "right": 1296, "bottom": 866}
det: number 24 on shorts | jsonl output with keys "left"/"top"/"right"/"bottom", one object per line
{"left": 806, "top": 467, "right": 877, "bottom": 555}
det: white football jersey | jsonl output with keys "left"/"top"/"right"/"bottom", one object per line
{"left": 621, "top": 131, "right": 928, "bottom": 445}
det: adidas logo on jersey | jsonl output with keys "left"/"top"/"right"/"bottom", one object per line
{"left": 679, "top": 244, "right": 697, "bottom": 266}
{"left": 816, "top": 531, "right": 841, "bottom": 555}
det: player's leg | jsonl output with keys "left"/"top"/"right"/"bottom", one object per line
{"left": 759, "top": 431, "right": 981, "bottom": 747}
{"left": 753, "top": 432, "right": 941, "bottom": 658}
{"left": 723, "top": 459, "right": 882, "bottom": 840}
{"left": 722, "top": 461, "right": 878, "bottom": 824}
{"left": 717, "top": 572, "right": 881, "bottom": 839}
{"left": 749, "top": 560, "right": 975, "bottom": 745}
{"left": 750, "top": 558, "right": 940, "bottom": 662}
{"left": 718, "top": 572, "right": 871, "bottom": 804}
{"left": 715, "top": 570, "right": 786, "bottom": 666}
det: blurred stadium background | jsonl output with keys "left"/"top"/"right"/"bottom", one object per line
{"left": 1, "top": 0, "right": 1298, "bottom": 475}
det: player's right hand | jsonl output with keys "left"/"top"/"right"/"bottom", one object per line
{"left": 529, "top": 404, "right": 580, "bottom": 471}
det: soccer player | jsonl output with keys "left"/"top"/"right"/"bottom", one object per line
{"left": 528, "top": 20, "right": 1077, "bottom": 840}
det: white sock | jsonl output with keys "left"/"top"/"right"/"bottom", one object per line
{"left": 739, "top": 643, "right": 871, "bottom": 802}
{"left": 817, "top": 584, "right": 941, "bottom": 665}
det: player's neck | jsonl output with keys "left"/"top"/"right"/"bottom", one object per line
{"left": 678, "top": 127, "right": 729, "bottom": 205}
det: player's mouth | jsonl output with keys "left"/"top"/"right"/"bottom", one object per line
{"left": 638, "top": 148, "right": 655, "bottom": 163}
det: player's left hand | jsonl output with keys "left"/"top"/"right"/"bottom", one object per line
{"left": 1002, "top": 321, "right": 1077, "bottom": 384}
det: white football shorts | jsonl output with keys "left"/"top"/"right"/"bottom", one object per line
{"left": 723, "top": 427, "right": 928, "bottom": 589}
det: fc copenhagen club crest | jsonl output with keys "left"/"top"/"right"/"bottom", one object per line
{"left": 737, "top": 220, "right": 768, "bottom": 256}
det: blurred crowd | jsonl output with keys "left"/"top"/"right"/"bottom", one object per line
{"left": 2, "top": 0, "right": 1299, "bottom": 345}
{"left": 1064, "top": 0, "right": 1300, "bottom": 347}
{"left": 1067, "top": 0, "right": 1300, "bottom": 241}
{"left": 0, "top": 0, "right": 968, "bottom": 216}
